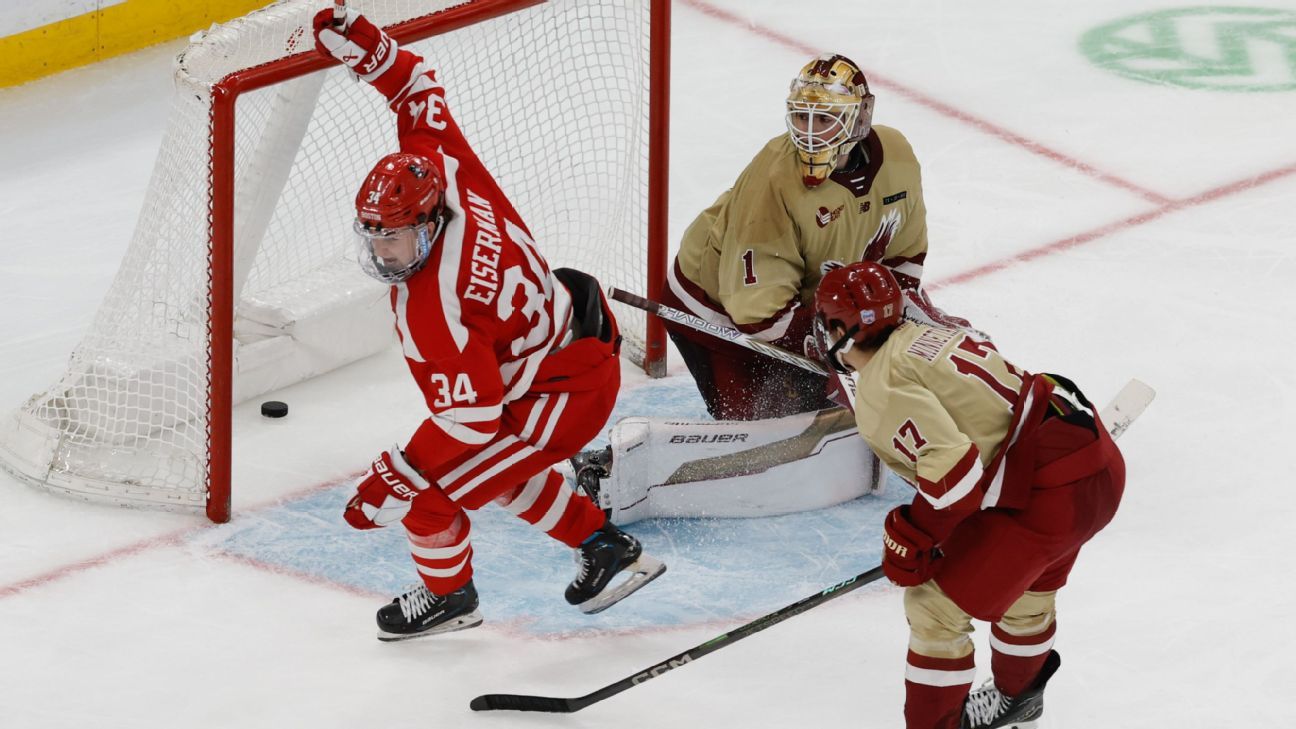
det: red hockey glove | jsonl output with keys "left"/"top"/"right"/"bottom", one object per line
{"left": 343, "top": 448, "right": 429, "bottom": 530}
{"left": 312, "top": 8, "right": 398, "bottom": 83}
{"left": 881, "top": 505, "right": 938, "bottom": 587}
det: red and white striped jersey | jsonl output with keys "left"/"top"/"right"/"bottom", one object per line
{"left": 370, "top": 47, "right": 573, "bottom": 471}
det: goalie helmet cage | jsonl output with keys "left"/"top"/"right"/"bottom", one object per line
{"left": 0, "top": 0, "right": 670, "bottom": 523}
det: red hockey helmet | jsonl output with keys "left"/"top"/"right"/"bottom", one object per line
{"left": 353, "top": 152, "right": 447, "bottom": 283}
{"left": 812, "top": 261, "right": 903, "bottom": 372}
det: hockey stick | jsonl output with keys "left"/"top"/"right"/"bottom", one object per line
{"left": 469, "top": 567, "right": 886, "bottom": 713}
{"left": 607, "top": 287, "right": 858, "bottom": 410}
{"left": 1097, "top": 378, "right": 1154, "bottom": 440}
{"left": 469, "top": 381, "right": 1154, "bottom": 714}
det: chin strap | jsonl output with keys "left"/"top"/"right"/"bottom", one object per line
{"left": 824, "top": 323, "right": 859, "bottom": 374}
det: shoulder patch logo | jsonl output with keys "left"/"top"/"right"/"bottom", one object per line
{"left": 883, "top": 191, "right": 907, "bottom": 205}
{"left": 816, "top": 204, "right": 846, "bottom": 228}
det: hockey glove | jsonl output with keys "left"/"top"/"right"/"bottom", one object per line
{"left": 344, "top": 448, "right": 429, "bottom": 530}
{"left": 882, "top": 505, "right": 938, "bottom": 587}
{"left": 312, "top": 8, "right": 399, "bottom": 83}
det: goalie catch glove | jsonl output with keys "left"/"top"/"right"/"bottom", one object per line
{"left": 344, "top": 448, "right": 429, "bottom": 530}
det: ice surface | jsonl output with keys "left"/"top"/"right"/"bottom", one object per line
{"left": 2, "top": 1, "right": 1295, "bottom": 727}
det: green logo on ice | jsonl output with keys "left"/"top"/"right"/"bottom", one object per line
{"left": 1080, "top": 7, "right": 1296, "bottom": 91}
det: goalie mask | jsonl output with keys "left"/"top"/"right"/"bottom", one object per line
{"left": 353, "top": 152, "right": 448, "bottom": 284}
{"left": 785, "top": 54, "right": 875, "bottom": 188}
{"left": 813, "top": 262, "right": 902, "bottom": 373}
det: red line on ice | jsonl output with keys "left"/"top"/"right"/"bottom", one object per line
{"left": 931, "top": 162, "right": 1296, "bottom": 288}
{"left": 0, "top": 473, "right": 361, "bottom": 600}
{"left": 0, "top": 529, "right": 192, "bottom": 600}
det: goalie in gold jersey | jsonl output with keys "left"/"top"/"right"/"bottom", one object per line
{"left": 662, "top": 53, "right": 971, "bottom": 420}
{"left": 813, "top": 261, "right": 1125, "bottom": 729}
{"left": 572, "top": 53, "right": 976, "bottom": 526}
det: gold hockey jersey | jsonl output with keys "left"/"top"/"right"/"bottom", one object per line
{"left": 852, "top": 321, "right": 1058, "bottom": 518}
{"left": 675, "top": 125, "right": 927, "bottom": 336}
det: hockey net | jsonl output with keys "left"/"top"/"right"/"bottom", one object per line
{"left": 0, "top": 0, "right": 668, "bottom": 522}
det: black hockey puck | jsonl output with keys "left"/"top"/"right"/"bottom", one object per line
{"left": 260, "top": 400, "right": 289, "bottom": 418}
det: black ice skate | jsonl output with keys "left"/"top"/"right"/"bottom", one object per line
{"left": 961, "top": 650, "right": 1061, "bottom": 729}
{"left": 565, "top": 521, "right": 665, "bottom": 614}
{"left": 376, "top": 581, "right": 483, "bottom": 642}
{"left": 570, "top": 446, "right": 613, "bottom": 518}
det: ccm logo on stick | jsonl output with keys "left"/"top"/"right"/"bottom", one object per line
{"left": 631, "top": 655, "right": 693, "bottom": 684}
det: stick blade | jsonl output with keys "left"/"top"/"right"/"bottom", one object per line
{"left": 470, "top": 693, "right": 581, "bottom": 713}
{"left": 1100, "top": 378, "right": 1156, "bottom": 440}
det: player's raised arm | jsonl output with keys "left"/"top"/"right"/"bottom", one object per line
{"left": 312, "top": 7, "right": 465, "bottom": 152}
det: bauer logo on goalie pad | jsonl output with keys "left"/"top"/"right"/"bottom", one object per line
{"left": 668, "top": 433, "right": 749, "bottom": 444}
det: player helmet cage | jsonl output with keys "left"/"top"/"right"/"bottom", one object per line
{"left": 785, "top": 54, "right": 875, "bottom": 188}
{"left": 813, "top": 262, "right": 903, "bottom": 373}
{"left": 353, "top": 152, "right": 448, "bottom": 284}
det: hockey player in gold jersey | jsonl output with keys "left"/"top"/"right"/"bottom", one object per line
{"left": 812, "top": 262, "right": 1124, "bottom": 729}
{"left": 573, "top": 53, "right": 975, "bottom": 526}
{"left": 662, "top": 53, "right": 968, "bottom": 420}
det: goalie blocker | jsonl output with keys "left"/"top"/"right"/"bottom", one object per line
{"left": 577, "top": 407, "right": 887, "bottom": 525}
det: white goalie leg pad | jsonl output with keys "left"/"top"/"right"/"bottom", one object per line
{"left": 603, "top": 408, "right": 886, "bottom": 525}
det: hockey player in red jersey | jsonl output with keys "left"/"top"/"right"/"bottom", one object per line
{"left": 312, "top": 8, "right": 664, "bottom": 641}
{"left": 812, "top": 262, "right": 1125, "bottom": 729}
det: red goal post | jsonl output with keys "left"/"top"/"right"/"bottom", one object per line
{"left": 0, "top": 0, "right": 669, "bottom": 523}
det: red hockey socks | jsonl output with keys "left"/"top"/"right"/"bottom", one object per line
{"left": 904, "top": 650, "right": 975, "bottom": 729}
{"left": 497, "top": 469, "right": 606, "bottom": 547}
{"left": 989, "top": 619, "right": 1057, "bottom": 697}
{"left": 406, "top": 512, "right": 474, "bottom": 595}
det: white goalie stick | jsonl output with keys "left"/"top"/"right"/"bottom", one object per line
{"left": 471, "top": 292, "right": 1157, "bottom": 714}
{"left": 608, "top": 287, "right": 858, "bottom": 411}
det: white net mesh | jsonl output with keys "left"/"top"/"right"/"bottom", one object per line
{"left": 0, "top": 0, "right": 656, "bottom": 515}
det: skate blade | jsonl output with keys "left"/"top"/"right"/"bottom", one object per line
{"left": 577, "top": 555, "right": 667, "bottom": 615}
{"left": 377, "top": 609, "right": 484, "bottom": 642}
